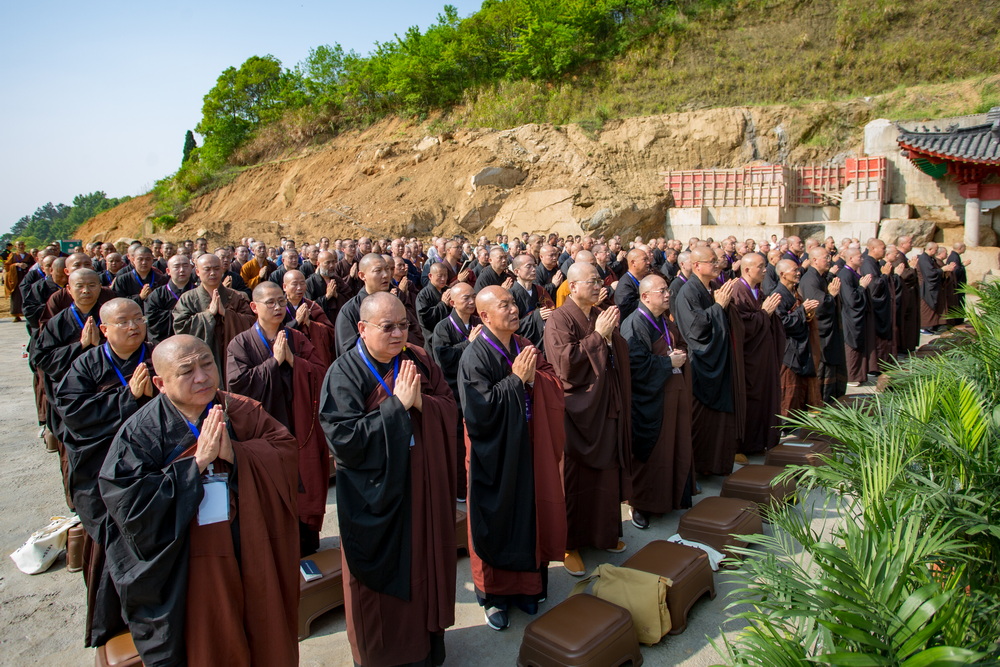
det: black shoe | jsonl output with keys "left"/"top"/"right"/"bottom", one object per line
{"left": 921, "top": 329, "right": 934, "bottom": 335}
{"left": 631, "top": 509, "right": 650, "bottom": 530}
{"left": 515, "top": 599, "right": 539, "bottom": 615}
{"left": 484, "top": 606, "right": 509, "bottom": 631}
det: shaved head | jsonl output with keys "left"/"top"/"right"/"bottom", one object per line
{"left": 741, "top": 252, "right": 765, "bottom": 270}
{"left": 475, "top": 285, "right": 506, "bottom": 313}
{"left": 99, "top": 297, "right": 141, "bottom": 322}
{"left": 775, "top": 259, "right": 798, "bottom": 275}
{"left": 252, "top": 280, "right": 283, "bottom": 301}
{"left": 638, "top": 273, "right": 666, "bottom": 295}
{"left": 690, "top": 247, "right": 715, "bottom": 263}
{"left": 358, "top": 253, "right": 386, "bottom": 274}
{"left": 282, "top": 269, "right": 306, "bottom": 285}
{"left": 574, "top": 250, "right": 595, "bottom": 264}
{"left": 359, "top": 290, "right": 404, "bottom": 322}
{"left": 566, "top": 262, "right": 598, "bottom": 282}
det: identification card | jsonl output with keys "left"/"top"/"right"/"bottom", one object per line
{"left": 672, "top": 367, "right": 683, "bottom": 374}
{"left": 198, "top": 475, "right": 230, "bottom": 526}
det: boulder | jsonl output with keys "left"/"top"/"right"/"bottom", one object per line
{"left": 878, "top": 219, "right": 936, "bottom": 245}
{"left": 942, "top": 225, "right": 998, "bottom": 247}
{"left": 471, "top": 167, "right": 527, "bottom": 190}
{"left": 413, "top": 136, "right": 440, "bottom": 152}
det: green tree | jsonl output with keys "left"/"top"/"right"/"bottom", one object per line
{"left": 182, "top": 130, "right": 197, "bottom": 164}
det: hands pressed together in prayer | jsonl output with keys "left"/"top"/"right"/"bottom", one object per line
{"left": 223, "top": 274, "right": 233, "bottom": 288}
{"left": 273, "top": 331, "right": 294, "bottom": 367}
{"left": 761, "top": 292, "right": 781, "bottom": 315}
{"left": 802, "top": 299, "right": 820, "bottom": 314}
{"left": 714, "top": 279, "right": 736, "bottom": 308}
{"left": 512, "top": 345, "right": 538, "bottom": 385}
{"left": 669, "top": 349, "right": 687, "bottom": 369}
{"left": 139, "top": 285, "right": 152, "bottom": 301}
{"left": 943, "top": 262, "right": 957, "bottom": 273}
{"left": 880, "top": 261, "right": 893, "bottom": 276}
{"left": 551, "top": 270, "right": 564, "bottom": 287}
{"left": 595, "top": 306, "right": 620, "bottom": 342}
{"left": 195, "top": 405, "right": 234, "bottom": 473}
{"left": 828, "top": 276, "right": 842, "bottom": 297}
{"left": 394, "top": 360, "right": 423, "bottom": 412}
{"left": 469, "top": 324, "right": 483, "bottom": 341}
{"left": 295, "top": 303, "right": 310, "bottom": 327}
{"left": 326, "top": 278, "right": 339, "bottom": 299}
{"left": 859, "top": 274, "right": 873, "bottom": 289}
{"left": 501, "top": 276, "right": 514, "bottom": 290}
{"left": 129, "top": 363, "right": 154, "bottom": 399}
{"left": 457, "top": 268, "right": 471, "bottom": 283}
{"left": 79, "top": 317, "right": 101, "bottom": 348}
{"left": 539, "top": 306, "right": 553, "bottom": 321}
{"left": 208, "top": 289, "right": 225, "bottom": 317}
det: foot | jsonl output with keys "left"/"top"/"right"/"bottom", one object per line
{"left": 563, "top": 550, "right": 586, "bottom": 576}
{"left": 847, "top": 381, "right": 861, "bottom": 387}
{"left": 606, "top": 540, "right": 627, "bottom": 554}
{"left": 734, "top": 453, "right": 749, "bottom": 465}
{"left": 693, "top": 480, "right": 703, "bottom": 495}
{"left": 514, "top": 599, "right": 539, "bottom": 615}
{"left": 12, "top": 317, "right": 21, "bottom": 322}
{"left": 630, "top": 509, "right": 649, "bottom": 530}
{"left": 921, "top": 329, "right": 934, "bottom": 335}
{"left": 456, "top": 497, "right": 466, "bottom": 503}
{"left": 484, "top": 606, "right": 509, "bottom": 631}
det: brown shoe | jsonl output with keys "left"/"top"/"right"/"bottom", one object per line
{"left": 563, "top": 550, "right": 586, "bottom": 576}
{"left": 734, "top": 453, "right": 749, "bottom": 465}
{"left": 605, "top": 540, "right": 627, "bottom": 554}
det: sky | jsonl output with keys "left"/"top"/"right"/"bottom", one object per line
{"left": 0, "top": 0, "right": 483, "bottom": 236}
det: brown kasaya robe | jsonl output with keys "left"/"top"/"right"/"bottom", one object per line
{"left": 544, "top": 298, "right": 631, "bottom": 551}
{"left": 4, "top": 251, "right": 33, "bottom": 315}
{"left": 226, "top": 325, "right": 330, "bottom": 533}
{"left": 729, "top": 279, "right": 783, "bottom": 454}
{"left": 173, "top": 285, "right": 256, "bottom": 377}
{"left": 283, "top": 297, "right": 337, "bottom": 367}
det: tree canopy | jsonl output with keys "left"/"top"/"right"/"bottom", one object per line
{"left": 4, "top": 191, "right": 131, "bottom": 246}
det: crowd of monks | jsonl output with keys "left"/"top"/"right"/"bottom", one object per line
{"left": 2, "top": 229, "right": 970, "bottom": 666}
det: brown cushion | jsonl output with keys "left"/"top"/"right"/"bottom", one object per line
{"left": 98, "top": 632, "right": 142, "bottom": 667}
{"left": 765, "top": 440, "right": 831, "bottom": 467}
{"left": 721, "top": 464, "right": 796, "bottom": 508}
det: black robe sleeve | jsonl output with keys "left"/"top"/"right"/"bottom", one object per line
{"left": 672, "top": 279, "right": 733, "bottom": 411}
{"left": 775, "top": 285, "right": 813, "bottom": 375}
{"left": 620, "top": 309, "right": 673, "bottom": 462}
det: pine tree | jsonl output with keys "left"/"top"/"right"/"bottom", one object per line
{"left": 182, "top": 130, "right": 197, "bottom": 164}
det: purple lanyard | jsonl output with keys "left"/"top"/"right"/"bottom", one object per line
{"left": 740, "top": 278, "right": 759, "bottom": 300}
{"left": 482, "top": 332, "right": 532, "bottom": 420}
{"left": 448, "top": 313, "right": 469, "bottom": 339}
{"left": 846, "top": 265, "right": 861, "bottom": 278}
{"left": 286, "top": 304, "right": 298, "bottom": 321}
{"left": 165, "top": 282, "right": 182, "bottom": 299}
{"left": 639, "top": 309, "right": 672, "bottom": 348}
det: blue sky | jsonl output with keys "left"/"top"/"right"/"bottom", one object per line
{"left": 0, "top": 0, "right": 483, "bottom": 235}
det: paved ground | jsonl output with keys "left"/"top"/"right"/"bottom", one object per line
{"left": 0, "top": 311, "right": 884, "bottom": 666}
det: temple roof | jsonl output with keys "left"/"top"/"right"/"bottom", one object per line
{"left": 897, "top": 107, "right": 1000, "bottom": 165}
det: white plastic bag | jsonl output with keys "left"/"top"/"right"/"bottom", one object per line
{"left": 10, "top": 515, "right": 80, "bottom": 574}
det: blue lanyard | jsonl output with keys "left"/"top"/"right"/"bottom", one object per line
{"left": 134, "top": 268, "right": 154, "bottom": 288}
{"left": 355, "top": 340, "right": 399, "bottom": 396}
{"left": 639, "top": 308, "right": 672, "bottom": 348}
{"left": 102, "top": 343, "right": 146, "bottom": 387}
{"left": 69, "top": 305, "right": 87, "bottom": 329}
{"left": 626, "top": 272, "right": 640, "bottom": 287}
{"left": 184, "top": 401, "right": 214, "bottom": 439}
{"left": 254, "top": 323, "right": 274, "bottom": 354}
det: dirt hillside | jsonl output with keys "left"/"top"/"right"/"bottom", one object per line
{"left": 75, "top": 84, "right": 984, "bottom": 246}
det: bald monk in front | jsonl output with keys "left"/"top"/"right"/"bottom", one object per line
{"left": 100, "top": 335, "right": 299, "bottom": 667}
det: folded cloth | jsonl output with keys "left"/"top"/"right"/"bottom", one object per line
{"left": 666, "top": 534, "right": 725, "bottom": 571}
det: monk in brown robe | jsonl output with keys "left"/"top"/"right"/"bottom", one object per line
{"left": 239, "top": 240, "right": 277, "bottom": 289}
{"left": 306, "top": 250, "right": 350, "bottom": 326}
{"left": 319, "top": 292, "right": 457, "bottom": 667}
{"left": 728, "top": 252, "right": 783, "bottom": 458}
{"left": 100, "top": 335, "right": 299, "bottom": 667}
{"left": 544, "top": 263, "right": 631, "bottom": 576}
{"left": 227, "top": 281, "right": 330, "bottom": 556}
{"left": 173, "top": 253, "right": 256, "bottom": 377}
{"left": 4, "top": 240, "right": 34, "bottom": 321}
{"left": 458, "top": 286, "right": 566, "bottom": 630}
{"left": 620, "top": 275, "right": 693, "bottom": 530}
{"left": 282, "top": 269, "right": 336, "bottom": 367}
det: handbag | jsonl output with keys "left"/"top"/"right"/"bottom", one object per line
{"left": 10, "top": 515, "right": 80, "bottom": 575}
{"left": 569, "top": 563, "right": 673, "bottom": 644}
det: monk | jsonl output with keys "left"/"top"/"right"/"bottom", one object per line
{"left": 24, "top": 255, "right": 62, "bottom": 331}
{"left": 473, "top": 247, "right": 514, "bottom": 292}
{"left": 614, "top": 248, "right": 652, "bottom": 320}
{"left": 620, "top": 274, "right": 693, "bottom": 530}
{"left": 458, "top": 286, "right": 566, "bottom": 630}
{"left": 39, "top": 252, "right": 114, "bottom": 330}
{"left": 673, "top": 247, "right": 739, "bottom": 476}
{"left": 535, "top": 244, "right": 565, "bottom": 302}
{"left": 893, "top": 237, "right": 920, "bottom": 354}
{"left": 509, "top": 253, "right": 554, "bottom": 350}
{"left": 239, "top": 240, "right": 277, "bottom": 289}
{"left": 917, "top": 242, "right": 954, "bottom": 333}
{"left": 100, "top": 335, "right": 299, "bottom": 666}
{"left": 226, "top": 281, "right": 330, "bottom": 556}
{"left": 860, "top": 239, "right": 896, "bottom": 371}
{"left": 145, "top": 254, "right": 195, "bottom": 346}
{"left": 172, "top": 253, "right": 256, "bottom": 376}
{"left": 32, "top": 269, "right": 107, "bottom": 509}
{"left": 668, "top": 251, "right": 692, "bottom": 318}
{"left": 429, "top": 281, "right": 481, "bottom": 502}
{"left": 282, "top": 269, "right": 336, "bottom": 367}
{"left": 4, "top": 240, "right": 34, "bottom": 321}
{"left": 840, "top": 248, "right": 874, "bottom": 385}
{"left": 773, "top": 259, "right": 820, "bottom": 416}
{"left": 544, "top": 263, "right": 631, "bottom": 576}
{"left": 728, "top": 252, "right": 783, "bottom": 457}
{"left": 799, "top": 247, "right": 847, "bottom": 403}
{"left": 305, "top": 250, "right": 349, "bottom": 325}
{"left": 319, "top": 292, "right": 457, "bottom": 667}
{"left": 335, "top": 253, "right": 420, "bottom": 356}
{"left": 111, "top": 246, "right": 167, "bottom": 309}
{"left": 416, "top": 263, "right": 452, "bottom": 343}
{"left": 54, "top": 299, "right": 153, "bottom": 647}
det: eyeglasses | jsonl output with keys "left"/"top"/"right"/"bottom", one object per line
{"left": 645, "top": 288, "right": 669, "bottom": 295}
{"left": 571, "top": 279, "right": 603, "bottom": 287}
{"left": 363, "top": 320, "right": 409, "bottom": 334}
{"left": 105, "top": 316, "right": 147, "bottom": 329}
{"left": 257, "top": 298, "right": 288, "bottom": 309}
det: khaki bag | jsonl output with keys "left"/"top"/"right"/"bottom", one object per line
{"left": 569, "top": 563, "right": 672, "bottom": 644}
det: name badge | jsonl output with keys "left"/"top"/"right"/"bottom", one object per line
{"left": 198, "top": 474, "right": 230, "bottom": 525}
{"left": 672, "top": 367, "right": 683, "bottom": 374}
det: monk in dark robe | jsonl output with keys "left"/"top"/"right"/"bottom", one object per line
{"left": 728, "top": 252, "right": 783, "bottom": 457}
{"left": 39, "top": 253, "right": 117, "bottom": 330}
{"left": 667, "top": 251, "right": 692, "bottom": 319}
{"left": 281, "top": 269, "right": 336, "bottom": 367}
{"left": 319, "top": 293, "right": 457, "bottom": 667}
{"left": 946, "top": 242, "right": 969, "bottom": 322}
{"left": 173, "top": 252, "right": 256, "bottom": 377}
{"left": 762, "top": 249, "right": 782, "bottom": 296}
{"left": 458, "top": 286, "right": 566, "bottom": 630}
{"left": 227, "top": 281, "right": 330, "bottom": 556}
{"left": 306, "top": 250, "right": 350, "bottom": 326}
{"left": 54, "top": 299, "right": 154, "bottom": 647}
{"left": 24, "top": 255, "right": 62, "bottom": 332}
{"left": 613, "top": 249, "right": 651, "bottom": 320}
{"left": 673, "top": 247, "right": 739, "bottom": 476}
{"left": 332, "top": 239, "right": 363, "bottom": 295}
{"left": 774, "top": 259, "right": 821, "bottom": 416}
{"left": 544, "top": 263, "right": 631, "bottom": 576}
{"left": 111, "top": 246, "right": 167, "bottom": 311}
{"left": 429, "top": 282, "right": 481, "bottom": 502}
{"left": 509, "top": 253, "right": 554, "bottom": 350}
{"left": 535, "top": 244, "right": 565, "bottom": 302}
{"left": 100, "top": 335, "right": 299, "bottom": 667}
{"left": 4, "top": 240, "right": 34, "bottom": 320}
{"left": 473, "top": 247, "right": 514, "bottom": 292}
{"left": 917, "top": 242, "right": 954, "bottom": 333}
{"left": 620, "top": 274, "right": 693, "bottom": 530}
{"left": 893, "top": 237, "right": 921, "bottom": 354}
{"left": 335, "top": 253, "right": 423, "bottom": 356}
{"left": 839, "top": 248, "right": 874, "bottom": 384}
{"left": 389, "top": 256, "right": 425, "bottom": 349}
{"left": 416, "top": 263, "right": 452, "bottom": 344}
{"left": 860, "top": 239, "right": 896, "bottom": 372}
{"left": 145, "top": 254, "right": 195, "bottom": 346}
{"left": 32, "top": 269, "right": 107, "bottom": 510}
{"left": 800, "top": 247, "right": 847, "bottom": 403}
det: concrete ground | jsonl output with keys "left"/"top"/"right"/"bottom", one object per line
{"left": 0, "top": 315, "right": 890, "bottom": 666}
